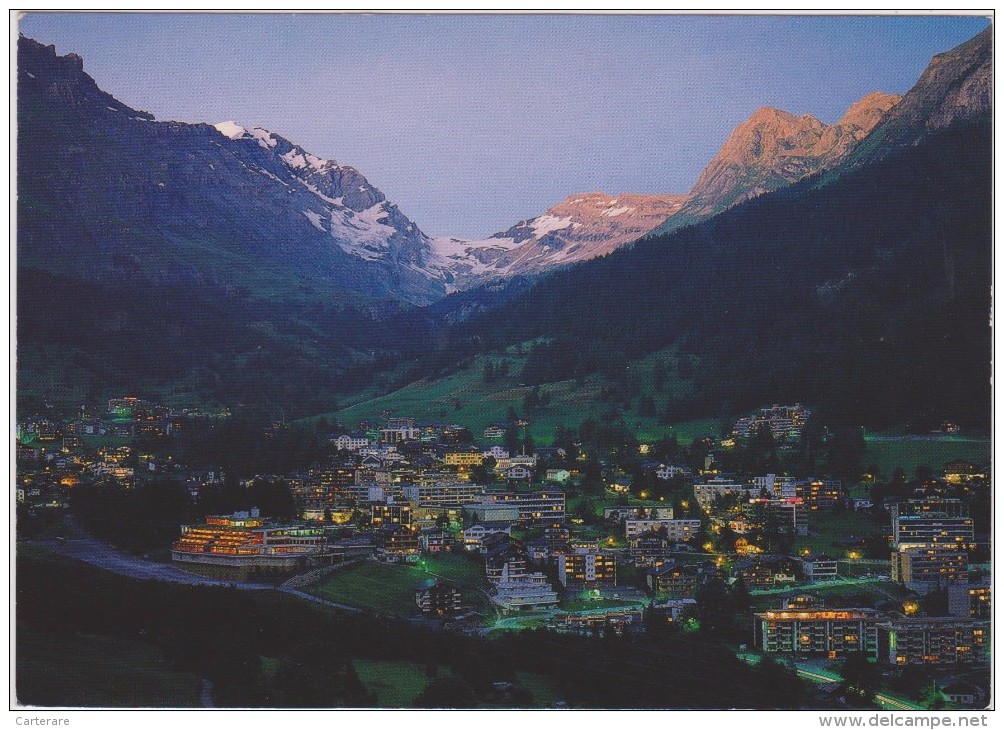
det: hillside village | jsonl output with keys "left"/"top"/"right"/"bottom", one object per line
{"left": 14, "top": 18, "right": 993, "bottom": 712}
{"left": 17, "top": 396, "right": 991, "bottom": 707}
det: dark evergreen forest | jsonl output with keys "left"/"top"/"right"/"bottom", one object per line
{"left": 443, "top": 120, "right": 991, "bottom": 431}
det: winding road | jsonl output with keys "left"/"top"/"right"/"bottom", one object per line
{"left": 20, "top": 516, "right": 374, "bottom": 616}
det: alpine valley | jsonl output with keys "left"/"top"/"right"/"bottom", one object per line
{"left": 14, "top": 20, "right": 995, "bottom": 713}
{"left": 16, "top": 28, "right": 991, "bottom": 430}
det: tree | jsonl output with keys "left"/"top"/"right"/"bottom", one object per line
{"left": 653, "top": 362, "right": 668, "bottom": 391}
{"left": 741, "top": 423, "right": 778, "bottom": 475}
{"left": 522, "top": 432, "right": 535, "bottom": 456}
{"left": 730, "top": 577, "right": 752, "bottom": 615}
{"left": 504, "top": 424, "right": 521, "bottom": 455}
{"left": 838, "top": 651, "right": 882, "bottom": 707}
{"left": 581, "top": 460, "right": 604, "bottom": 495}
{"left": 470, "top": 461, "right": 493, "bottom": 484}
{"left": 696, "top": 578, "right": 736, "bottom": 635}
{"left": 825, "top": 428, "right": 867, "bottom": 482}
{"left": 753, "top": 657, "right": 805, "bottom": 709}
{"left": 553, "top": 425, "right": 578, "bottom": 461}
{"left": 638, "top": 395, "right": 657, "bottom": 417}
{"left": 573, "top": 498, "right": 598, "bottom": 525}
{"left": 413, "top": 677, "right": 479, "bottom": 708}
{"left": 919, "top": 683, "right": 953, "bottom": 710}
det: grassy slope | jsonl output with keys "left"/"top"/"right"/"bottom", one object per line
{"left": 353, "top": 660, "right": 452, "bottom": 707}
{"left": 862, "top": 435, "right": 991, "bottom": 478}
{"left": 791, "top": 510, "right": 885, "bottom": 557}
{"left": 352, "top": 661, "right": 561, "bottom": 708}
{"left": 309, "top": 556, "right": 491, "bottom": 617}
{"left": 16, "top": 629, "right": 202, "bottom": 708}
{"left": 311, "top": 345, "right": 723, "bottom": 445}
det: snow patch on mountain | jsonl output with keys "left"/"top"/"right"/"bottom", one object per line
{"left": 531, "top": 214, "right": 574, "bottom": 237}
{"left": 328, "top": 203, "right": 399, "bottom": 260}
{"left": 214, "top": 121, "right": 278, "bottom": 150}
{"left": 303, "top": 210, "right": 326, "bottom": 232}
{"left": 282, "top": 148, "right": 329, "bottom": 171}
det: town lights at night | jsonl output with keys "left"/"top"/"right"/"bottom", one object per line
{"left": 12, "top": 12, "right": 992, "bottom": 712}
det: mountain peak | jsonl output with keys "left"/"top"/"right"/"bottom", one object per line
{"left": 213, "top": 120, "right": 248, "bottom": 138}
{"left": 213, "top": 120, "right": 280, "bottom": 150}
{"left": 432, "top": 190, "right": 687, "bottom": 288}
{"left": 841, "top": 26, "right": 991, "bottom": 169}
{"left": 18, "top": 34, "right": 154, "bottom": 120}
{"left": 748, "top": 106, "right": 796, "bottom": 121}
{"left": 651, "top": 89, "right": 901, "bottom": 235}
{"left": 837, "top": 91, "right": 901, "bottom": 130}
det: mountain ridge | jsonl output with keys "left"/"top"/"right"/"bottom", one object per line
{"left": 840, "top": 25, "right": 992, "bottom": 169}
{"left": 17, "top": 35, "right": 452, "bottom": 305}
{"left": 650, "top": 91, "right": 902, "bottom": 235}
{"left": 432, "top": 191, "right": 688, "bottom": 289}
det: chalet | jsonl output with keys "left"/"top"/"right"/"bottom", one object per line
{"left": 646, "top": 562, "right": 700, "bottom": 599}
{"left": 359, "top": 455, "right": 385, "bottom": 470}
{"left": 543, "top": 524, "right": 571, "bottom": 546}
{"left": 525, "top": 538, "right": 551, "bottom": 562}
{"left": 656, "top": 464, "right": 692, "bottom": 481}
{"left": 486, "top": 551, "right": 529, "bottom": 585}
{"left": 502, "top": 465, "right": 533, "bottom": 481}
{"left": 414, "top": 579, "right": 463, "bottom": 617}
{"left": 943, "top": 460, "right": 987, "bottom": 485}
{"left": 463, "top": 522, "right": 513, "bottom": 552}
{"left": 733, "top": 555, "right": 801, "bottom": 588}
{"left": 651, "top": 598, "right": 698, "bottom": 625}
{"left": 628, "top": 530, "right": 672, "bottom": 566}
{"left": 419, "top": 529, "right": 458, "bottom": 554}
{"left": 607, "top": 475, "right": 632, "bottom": 493}
{"left": 534, "top": 447, "right": 566, "bottom": 461}
{"left": 377, "top": 524, "right": 420, "bottom": 560}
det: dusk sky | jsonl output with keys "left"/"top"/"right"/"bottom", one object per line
{"left": 18, "top": 12, "right": 990, "bottom": 238}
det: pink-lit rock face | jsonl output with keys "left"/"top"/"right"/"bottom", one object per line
{"left": 653, "top": 91, "right": 900, "bottom": 232}
{"left": 432, "top": 191, "right": 687, "bottom": 288}
{"left": 843, "top": 27, "right": 991, "bottom": 167}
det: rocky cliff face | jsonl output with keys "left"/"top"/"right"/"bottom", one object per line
{"left": 17, "top": 35, "right": 450, "bottom": 305}
{"left": 432, "top": 192, "right": 687, "bottom": 289}
{"left": 842, "top": 26, "right": 992, "bottom": 167}
{"left": 18, "top": 26, "right": 991, "bottom": 303}
{"left": 651, "top": 92, "right": 900, "bottom": 234}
